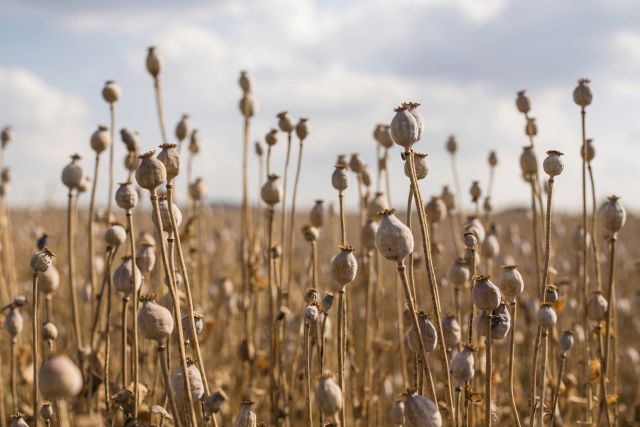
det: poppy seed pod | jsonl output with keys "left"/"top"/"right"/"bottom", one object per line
{"left": 138, "top": 296, "right": 174, "bottom": 341}
{"left": 390, "top": 105, "right": 419, "bottom": 149}
{"left": 543, "top": 150, "right": 564, "bottom": 176}
{"left": 442, "top": 314, "right": 461, "bottom": 349}
{"left": 349, "top": 153, "right": 365, "bottom": 174}
{"left": 265, "top": 128, "right": 278, "bottom": 146}
{"left": 113, "top": 256, "right": 142, "bottom": 297}
{"left": 234, "top": 400, "right": 257, "bottom": 427}
{"left": 317, "top": 372, "right": 343, "bottom": 418}
{"left": 464, "top": 217, "right": 485, "bottom": 243}
{"left": 390, "top": 400, "right": 405, "bottom": 425}
{"left": 362, "top": 219, "right": 379, "bottom": 252}
{"left": 469, "top": 181, "right": 482, "bottom": 201}
{"left": 446, "top": 135, "right": 458, "bottom": 154}
{"left": 404, "top": 390, "right": 442, "bottom": 427}
{"left": 545, "top": 285, "right": 559, "bottom": 304}
{"left": 238, "top": 70, "right": 252, "bottom": 93}
{"left": 115, "top": 181, "right": 138, "bottom": 210}
{"left": 406, "top": 313, "right": 438, "bottom": 353}
{"left": 104, "top": 223, "right": 127, "bottom": 247}
{"left": 203, "top": 390, "right": 229, "bottom": 416}
{"left": 480, "top": 231, "right": 500, "bottom": 259}
{"left": 136, "top": 243, "right": 156, "bottom": 274}
{"left": 586, "top": 291, "right": 608, "bottom": 321}
{"left": 90, "top": 125, "right": 112, "bottom": 154}
{"left": 42, "top": 322, "right": 58, "bottom": 341}
{"left": 61, "top": 154, "right": 84, "bottom": 190}
{"left": 5, "top": 307, "right": 23, "bottom": 338}
{"left": 31, "top": 248, "right": 54, "bottom": 272}
{"left": 536, "top": 304, "right": 557, "bottom": 329}
{"left": 441, "top": 186, "right": 456, "bottom": 211}
{"left": 525, "top": 117, "right": 537, "bottom": 137}
{"left": 331, "top": 165, "right": 349, "bottom": 192}
{"left": 277, "top": 111, "right": 294, "bottom": 133}
{"left": 10, "top": 414, "right": 28, "bottom": 427}
{"left": 424, "top": 196, "right": 446, "bottom": 224}
{"left": 519, "top": 146, "right": 538, "bottom": 176}
{"left": 304, "top": 288, "right": 320, "bottom": 305}
{"left": 488, "top": 151, "right": 498, "bottom": 168}
{"left": 301, "top": 224, "right": 319, "bottom": 242}
{"left": 153, "top": 197, "right": 183, "bottom": 233}
{"left": 448, "top": 259, "right": 470, "bottom": 289}
{"left": 40, "top": 265, "right": 60, "bottom": 294}
{"left": 124, "top": 151, "right": 140, "bottom": 172}
{"left": 120, "top": 128, "right": 139, "bottom": 152}
{"left": 239, "top": 93, "right": 256, "bottom": 118}
{"left": 309, "top": 200, "right": 325, "bottom": 227}
{"left": 189, "top": 177, "right": 207, "bottom": 202}
{"left": 515, "top": 90, "right": 530, "bottom": 113}
{"left": 40, "top": 401, "right": 54, "bottom": 421}
{"left": 404, "top": 102, "right": 424, "bottom": 141}
{"left": 1, "top": 167, "right": 10, "bottom": 184}
{"left": 582, "top": 138, "right": 595, "bottom": 162}
{"left": 483, "top": 197, "right": 493, "bottom": 214}
{"left": 172, "top": 360, "right": 204, "bottom": 402}
{"left": 559, "top": 330, "right": 575, "bottom": 355}
{"left": 136, "top": 151, "right": 166, "bottom": 190}
{"left": 573, "top": 78, "right": 593, "bottom": 108}
{"left": 451, "top": 345, "right": 475, "bottom": 386}
{"left": 600, "top": 195, "right": 626, "bottom": 234}
{"left": 331, "top": 246, "right": 358, "bottom": 286}
{"left": 404, "top": 152, "right": 429, "bottom": 180}
{"left": 376, "top": 209, "right": 414, "bottom": 262}
{"left": 477, "top": 303, "right": 511, "bottom": 340}
{"left": 102, "top": 80, "right": 121, "bottom": 104}
{"left": 175, "top": 114, "right": 191, "bottom": 141}
{"left": 146, "top": 46, "right": 162, "bottom": 77}
{"left": 189, "top": 129, "right": 201, "bottom": 155}
{"left": 379, "top": 124, "right": 394, "bottom": 149}
{"left": 322, "top": 293, "right": 334, "bottom": 312}
{"left": 254, "top": 141, "right": 263, "bottom": 157}
{"left": 261, "top": 174, "right": 283, "bottom": 206}
{"left": 304, "top": 304, "right": 319, "bottom": 323}
{"left": 39, "top": 354, "right": 83, "bottom": 399}
{"left": 472, "top": 275, "right": 501, "bottom": 311}
{"left": 296, "top": 117, "right": 309, "bottom": 140}
{"left": 182, "top": 313, "right": 204, "bottom": 341}
{"left": 1, "top": 126, "right": 12, "bottom": 147}
{"left": 498, "top": 265, "right": 524, "bottom": 301}
{"left": 157, "top": 143, "right": 181, "bottom": 181}
{"left": 367, "top": 192, "right": 389, "bottom": 219}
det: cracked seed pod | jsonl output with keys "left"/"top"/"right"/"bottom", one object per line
{"left": 600, "top": 195, "right": 626, "bottom": 234}
{"left": 331, "top": 165, "right": 349, "bottom": 191}
{"left": 404, "top": 390, "right": 442, "bottom": 427}
{"left": 451, "top": 345, "right": 475, "bottom": 386}
{"left": 545, "top": 285, "right": 559, "bottom": 304}
{"left": 406, "top": 312, "right": 438, "bottom": 353}
{"left": 175, "top": 114, "right": 191, "bottom": 141}
{"left": 472, "top": 275, "right": 501, "bottom": 311}
{"left": 39, "top": 354, "right": 83, "bottom": 399}
{"left": 498, "top": 265, "right": 524, "bottom": 301}
{"left": 543, "top": 150, "right": 564, "bottom": 176}
{"left": 488, "top": 150, "right": 498, "bottom": 167}
{"left": 481, "top": 231, "right": 499, "bottom": 259}
{"left": 446, "top": 135, "right": 458, "bottom": 154}
{"left": 189, "top": 129, "right": 202, "bottom": 155}
{"left": 265, "top": 128, "right": 278, "bottom": 146}
{"left": 464, "top": 217, "right": 485, "bottom": 243}
{"left": 469, "top": 181, "right": 482, "bottom": 201}
{"left": 525, "top": 117, "right": 537, "bottom": 137}
{"left": 301, "top": 224, "right": 319, "bottom": 242}
{"left": 261, "top": 174, "right": 282, "bottom": 206}
{"left": 424, "top": 196, "right": 446, "bottom": 224}
{"left": 367, "top": 192, "right": 388, "bottom": 219}
{"left": 515, "top": 90, "right": 530, "bottom": 113}
{"left": 234, "top": 400, "right": 257, "bottom": 427}
{"left": 582, "top": 138, "right": 595, "bottom": 162}
{"left": 520, "top": 146, "right": 537, "bottom": 177}
{"left": 296, "top": 117, "right": 309, "bottom": 140}
{"left": 61, "top": 154, "right": 84, "bottom": 190}
{"left": 317, "top": 372, "right": 343, "bottom": 419}
{"left": 277, "top": 111, "right": 294, "bottom": 133}
{"left": 441, "top": 186, "right": 456, "bottom": 211}
{"left": 309, "top": 199, "right": 325, "bottom": 227}
{"left": 536, "top": 304, "right": 557, "bottom": 329}
{"left": 172, "top": 360, "right": 204, "bottom": 402}
{"left": 442, "top": 314, "right": 461, "bottom": 349}
{"left": 376, "top": 209, "right": 414, "bottom": 262}
{"left": 42, "top": 322, "right": 58, "bottom": 342}
{"left": 136, "top": 151, "right": 166, "bottom": 190}
{"left": 104, "top": 223, "right": 127, "bottom": 247}
{"left": 120, "top": 128, "right": 139, "bottom": 152}
{"left": 189, "top": 177, "right": 207, "bottom": 202}
{"left": 586, "top": 291, "right": 608, "bottom": 322}
{"left": 136, "top": 243, "right": 156, "bottom": 274}
{"left": 115, "top": 181, "right": 138, "bottom": 210}
{"left": 31, "top": 248, "right": 54, "bottom": 272}
{"left": 113, "top": 256, "right": 142, "bottom": 298}
{"left": 146, "top": 46, "right": 162, "bottom": 77}
{"left": 5, "top": 307, "right": 23, "bottom": 338}
{"left": 182, "top": 313, "right": 204, "bottom": 341}
{"left": 559, "top": 330, "right": 575, "bottom": 355}
{"left": 102, "top": 80, "right": 121, "bottom": 104}
{"left": 1, "top": 126, "right": 12, "bottom": 147}
{"left": 404, "top": 102, "right": 424, "bottom": 141}
{"left": 390, "top": 400, "right": 405, "bottom": 425}
{"left": 349, "top": 153, "right": 364, "bottom": 174}
{"left": 239, "top": 93, "right": 256, "bottom": 118}
{"left": 90, "top": 125, "right": 112, "bottom": 154}
{"left": 40, "top": 401, "right": 54, "bottom": 421}
{"left": 362, "top": 219, "right": 379, "bottom": 252}
{"left": 238, "top": 70, "right": 252, "bottom": 93}
{"left": 157, "top": 143, "right": 181, "bottom": 180}
{"left": 404, "top": 152, "right": 429, "bottom": 180}
{"left": 10, "top": 414, "right": 28, "bottom": 427}
{"left": 152, "top": 197, "right": 182, "bottom": 233}
{"left": 138, "top": 296, "right": 174, "bottom": 342}
{"left": 391, "top": 105, "right": 419, "bottom": 149}
{"left": 571, "top": 226, "right": 590, "bottom": 252}
{"left": 573, "top": 78, "right": 593, "bottom": 107}
{"left": 448, "top": 259, "right": 470, "bottom": 289}
{"left": 477, "top": 303, "right": 511, "bottom": 340}
{"left": 331, "top": 246, "right": 357, "bottom": 286}
{"left": 40, "top": 265, "right": 60, "bottom": 294}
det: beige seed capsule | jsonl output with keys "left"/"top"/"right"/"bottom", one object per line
{"left": 261, "top": 174, "right": 283, "bottom": 206}
{"left": 367, "top": 192, "right": 389, "bottom": 219}
{"left": 317, "top": 372, "right": 343, "bottom": 419}
{"left": 61, "top": 154, "right": 84, "bottom": 190}
{"left": 239, "top": 93, "right": 257, "bottom": 118}
{"left": 375, "top": 209, "right": 414, "bottom": 262}
{"left": 515, "top": 90, "right": 531, "bottom": 113}
{"left": 442, "top": 314, "right": 461, "bottom": 349}
{"left": 152, "top": 197, "right": 183, "bottom": 233}
{"left": 202, "top": 390, "right": 229, "bottom": 416}
{"left": 480, "top": 231, "right": 499, "bottom": 259}
{"left": 115, "top": 181, "right": 138, "bottom": 210}
{"left": 488, "top": 150, "right": 498, "bottom": 167}
{"left": 304, "top": 304, "right": 319, "bottom": 322}
{"left": 404, "top": 101, "right": 424, "bottom": 141}
{"left": 136, "top": 151, "right": 167, "bottom": 190}
{"left": 265, "top": 128, "right": 278, "bottom": 146}
{"left": 90, "top": 125, "right": 111, "bottom": 154}
{"left": 448, "top": 258, "right": 470, "bottom": 289}
{"left": 586, "top": 291, "right": 608, "bottom": 322}
{"left": 5, "top": 307, "right": 23, "bottom": 338}
{"left": 301, "top": 224, "right": 319, "bottom": 242}
{"left": 498, "top": 265, "right": 524, "bottom": 301}
{"left": 391, "top": 105, "right": 419, "bottom": 149}
{"left": 451, "top": 345, "right": 475, "bottom": 387}
{"left": 545, "top": 284, "right": 559, "bottom": 304}
{"left": 424, "top": 196, "right": 446, "bottom": 224}
{"left": 543, "top": 150, "right": 564, "bottom": 176}
{"left": 536, "top": 304, "right": 557, "bottom": 329}
{"left": 581, "top": 138, "right": 595, "bottom": 162}
{"left": 102, "top": 80, "right": 121, "bottom": 104}
{"left": 559, "top": 330, "right": 575, "bottom": 355}
{"left": 175, "top": 114, "right": 191, "bottom": 142}
{"left": 189, "top": 177, "right": 207, "bottom": 202}
{"left": 40, "top": 265, "right": 60, "bottom": 294}
{"left": 483, "top": 197, "right": 493, "bottom": 215}
{"left": 39, "top": 354, "right": 83, "bottom": 399}
{"left": 138, "top": 295, "right": 174, "bottom": 342}
{"left": 378, "top": 124, "right": 394, "bottom": 148}
{"left": 404, "top": 390, "right": 442, "bottom": 427}
{"left": 525, "top": 117, "right": 537, "bottom": 137}
{"left": 189, "top": 129, "right": 202, "bottom": 155}
{"left": 600, "top": 195, "right": 626, "bottom": 234}
{"left": 331, "top": 246, "right": 358, "bottom": 286}
{"left": 234, "top": 400, "right": 257, "bottom": 427}
{"left": 464, "top": 217, "right": 485, "bottom": 243}
{"left": 42, "top": 321, "right": 58, "bottom": 342}
{"left": 31, "top": 248, "right": 54, "bottom": 272}
{"left": 519, "top": 145, "right": 538, "bottom": 177}
{"left": 172, "top": 360, "right": 204, "bottom": 402}
{"left": 404, "top": 152, "right": 429, "bottom": 180}
{"left": 349, "top": 153, "right": 365, "bottom": 174}
{"left": 1, "top": 126, "right": 13, "bottom": 147}
{"left": 40, "top": 401, "right": 54, "bottom": 421}
{"left": 441, "top": 186, "right": 456, "bottom": 211}
{"left": 406, "top": 312, "right": 438, "bottom": 353}
{"left": 113, "top": 256, "right": 142, "bottom": 297}
{"left": 124, "top": 151, "right": 140, "bottom": 172}
{"left": 157, "top": 143, "right": 181, "bottom": 181}
{"left": 10, "top": 414, "right": 28, "bottom": 427}
{"left": 472, "top": 275, "right": 501, "bottom": 311}
{"left": 136, "top": 243, "right": 156, "bottom": 274}
{"left": 362, "top": 219, "right": 379, "bottom": 252}
{"left": 104, "top": 223, "right": 127, "bottom": 247}
{"left": 331, "top": 165, "right": 349, "bottom": 192}
{"left": 477, "top": 303, "right": 511, "bottom": 340}
{"left": 446, "top": 135, "right": 458, "bottom": 154}
{"left": 309, "top": 199, "right": 325, "bottom": 227}
{"left": 238, "top": 70, "right": 252, "bottom": 93}
{"left": 146, "top": 46, "right": 162, "bottom": 77}
{"left": 277, "top": 111, "right": 294, "bottom": 133}
{"left": 469, "top": 180, "right": 482, "bottom": 202}
{"left": 120, "top": 128, "right": 140, "bottom": 152}
{"left": 296, "top": 117, "right": 310, "bottom": 140}
{"left": 573, "top": 78, "right": 593, "bottom": 108}
{"left": 254, "top": 141, "right": 263, "bottom": 157}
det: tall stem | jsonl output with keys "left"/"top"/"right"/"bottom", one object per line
{"left": 507, "top": 301, "right": 522, "bottom": 427}
{"left": 121, "top": 297, "right": 130, "bottom": 391}
{"left": 538, "top": 330, "right": 549, "bottom": 427}
{"left": 529, "top": 180, "right": 542, "bottom": 298}
{"left": 304, "top": 321, "right": 313, "bottom": 427}
{"left": 266, "top": 206, "right": 278, "bottom": 425}
{"left": 337, "top": 287, "right": 347, "bottom": 427}
{"left": 126, "top": 210, "right": 140, "bottom": 422}
{"left": 286, "top": 140, "right": 305, "bottom": 303}
{"left": 10, "top": 338, "right": 17, "bottom": 412}
{"left": 88, "top": 154, "right": 100, "bottom": 307}
{"left": 67, "top": 191, "right": 83, "bottom": 363}
{"left": 528, "top": 326, "right": 541, "bottom": 427}
{"left": 158, "top": 343, "right": 183, "bottom": 427}
{"left": 338, "top": 191, "right": 346, "bottom": 246}
{"left": 485, "top": 311, "right": 492, "bottom": 427}
{"left": 279, "top": 132, "right": 292, "bottom": 297}
{"left": 107, "top": 104, "right": 116, "bottom": 223}
{"left": 32, "top": 272, "right": 40, "bottom": 427}
{"left": 104, "top": 247, "right": 115, "bottom": 419}
{"left": 599, "top": 236, "right": 617, "bottom": 425}
{"left": 549, "top": 354, "right": 566, "bottom": 426}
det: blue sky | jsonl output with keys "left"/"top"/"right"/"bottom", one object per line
{"left": 1, "top": 0, "right": 639, "bottom": 211}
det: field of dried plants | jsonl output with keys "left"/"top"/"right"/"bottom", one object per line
{"left": 0, "top": 47, "right": 637, "bottom": 427}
